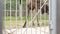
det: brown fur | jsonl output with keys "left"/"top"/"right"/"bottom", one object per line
{"left": 27, "top": 0, "right": 49, "bottom": 15}
{"left": 20, "top": 0, "right": 49, "bottom": 27}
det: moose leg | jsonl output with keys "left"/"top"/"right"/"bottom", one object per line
{"left": 23, "top": 21, "right": 27, "bottom": 28}
{"left": 23, "top": 8, "right": 29, "bottom": 28}
{"left": 23, "top": 14, "right": 28, "bottom": 28}
{"left": 37, "top": 10, "right": 40, "bottom": 26}
{"left": 32, "top": 10, "right": 35, "bottom": 27}
{"left": 32, "top": 9, "right": 40, "bottom": 27}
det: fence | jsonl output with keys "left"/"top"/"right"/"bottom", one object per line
{"left": 0, "top": 0, "right": 57, "bottom": 34}
{"left": 5, "top": 10, "right": 26, "bottom": 16}
{"left": 4, "top": 0, "right": 49, "bottom": 34}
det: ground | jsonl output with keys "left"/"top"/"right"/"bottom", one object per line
{"left": 4, "top": 26, "right": 49, "bottom": 34}
{"left": 4, "top": 15, "right": 49, "bottom": 34}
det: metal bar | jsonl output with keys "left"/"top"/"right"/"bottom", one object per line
{"left": 49, "top": 0, "right": 56, "bottom": 34}
{"left": 20, "top": 0, "right": 22, "bottom": 34}
{"left": 4, "top": 0, "right": 6, "bottom": 34}
{"left": 44, "top": 0, "right": 46, "bottom": 34}
{"left": 10, "top": 0, "right": 12, "bottom": 34}
{"left": 16, "top": 0, "right": 18, "bottom": 34}
{"left": 19, "top": 0, "right": 22, "bottom": 34}
{"left": 56, "top": 0, "right": 60, "bottom": 34}
{"left": 35, "top": 0, "right": 38, "bottom": 34}
{"left": 31, "top": 0, "right": 33, "bottom": 34}
{"left": 25, "top": 0, "right": 28, "bottom": 34}
{"left": 40, "top": 0, "right": 42, "bottom": 34}
{"left": 0, "top": 0, "right": 4, "bottom": 34}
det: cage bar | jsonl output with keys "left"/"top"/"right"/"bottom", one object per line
{"left": 0, "top": 0, "right": 4, "bottom": 34}
{"left": 3, "top": 0, "right": 58, "bottom": 34}
{"left": 49, "top": 0, "right": 56, "bottom": 34}
{"left": 56, "top": 0, "right": 60, "bottom": 34}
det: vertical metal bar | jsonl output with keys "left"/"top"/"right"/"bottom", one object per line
{"left": 4, "top": 0, "right": 6, "bottom": 34}
{"left": 40, "top": 0, "right": 42, "bottom": 34}
{"left": 35, "top": 0, "right": 37, "bottom": 34}
{"left": 19, "top": 0, "right": 22, "bottom": 29}
{"left": 36, "top": 0, "right": 37, "bottom": 26}
{"left": 19, "top": 0, "right": 22, "bottom": 34}
{"left": 20, "top": 0, "right": 23, "bottom": 34}
{"left": 44, "top": 0, "right": 46, "bottom": 34}
{"left": 25, "top": 0, "right": 28, "bottom": 34}
{"left": 49, "top": 0, "right": 56, "bottom": 34}
{"left": 16, "top": 0, "right": 18, "bottom": 34}
{"left": 31, "top": 0, "right": 33, "bottom": 34}
{"left": 0, "top": 0, "right": 4, "bottom": 34}
{"left": 10, "top": 0, "right": 12, "bottom": 34}
{"left": 56, "top": 0, "right": 60, "bottom": 34}
{"left": 49, "top": 0, "right": 52, "bottom": 34}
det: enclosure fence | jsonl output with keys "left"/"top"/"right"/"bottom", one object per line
{"left": 2, "top": 0, "right": 56, "bottom": 34}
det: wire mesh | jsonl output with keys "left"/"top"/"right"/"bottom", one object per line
{"left": 4, "top": 0, "right": 49, "bottom": 34}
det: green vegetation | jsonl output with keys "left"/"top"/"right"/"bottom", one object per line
{"left": 6, "top": 0, "right": 26, "bottom": 10}
{"left": 4, "top": 15, "right": 49, "bottom": 29}
{"left": 5, "top": 0, "right": 49, "bottom": 29}
{"left": 6, "top": 15, "right": 49, "bottom": 21}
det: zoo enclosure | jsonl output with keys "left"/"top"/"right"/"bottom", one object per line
{"left": 0, "top": 0, "right": 58, "bottom": 34}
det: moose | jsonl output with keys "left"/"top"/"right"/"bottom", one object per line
{"left": 20, "top": 0, "right": 49, "bottom": 27}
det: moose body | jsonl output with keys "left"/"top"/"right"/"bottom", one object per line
{"left": 27, "top": 0, "right": 49, "bottom": 15}
{"left": 20, "top": 0, "right": 49, "bottom": 27}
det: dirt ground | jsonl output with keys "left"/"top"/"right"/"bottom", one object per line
{"left": 4, "top": 26, "right": 49, "bottom": 34}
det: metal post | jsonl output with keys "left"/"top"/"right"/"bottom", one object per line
{"left": 56, "top": 0, "right": 60, "bottom": 34}
{"left": 0, "top": 0, "right": 4, "bottom": 34}
{"left": 49, "top": 0, "right": 56, "bottom": 34}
